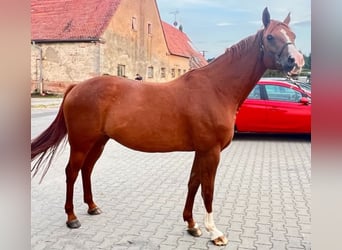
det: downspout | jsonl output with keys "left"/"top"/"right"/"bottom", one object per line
{"left": 32, "top": 41, "right": 44, "bottom": 95}
{"left": 94, "top": 38, "right": 105, "bottom": 75}
{"left": 94, "top": 41, "right": 100, "bottom": 75}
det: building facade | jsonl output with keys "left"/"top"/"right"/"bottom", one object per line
{"left": 31, "top": 0, "right": 207, "bottom": 94}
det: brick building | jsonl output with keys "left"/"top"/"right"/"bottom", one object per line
{"left": 31, "top": 0, "right": 207, "bottom": 94}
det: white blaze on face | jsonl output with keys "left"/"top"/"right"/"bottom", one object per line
{"left": 280, "top": 28, "right": 291, "bottom": 43}
{"left": 280, "top": 28, "right": 305, "bottom": 74}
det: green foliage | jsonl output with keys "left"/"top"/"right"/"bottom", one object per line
{"left": 262, "top": 53, "right": 311, "bottom": 77}
{"left": 303, "top": 53, "right": 311, "bottom": 70}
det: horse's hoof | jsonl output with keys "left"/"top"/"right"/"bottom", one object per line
{"left": 88, "top": 207, "right": 102, "bottom": 215}
{"left": 212, "top": 235, "right": 228, "bottom": 246}
{"left": 187, "top": 227, "right": 202, "bottom": 237}
{"left": 66, "top": 219, "right": 81, "bottom": 229}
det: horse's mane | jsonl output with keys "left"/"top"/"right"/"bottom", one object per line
{"left": 181, "top": 28, "right": 264, "bottom": 80}
{"left": 228, "top": 29, "right": 263, "bottom": 59}
{"left": 207, "top": 29, "right": 264, "bottom": 65}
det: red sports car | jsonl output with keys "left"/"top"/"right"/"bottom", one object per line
{"left": 235, "top": 79, "right": 311, "bottom": 134}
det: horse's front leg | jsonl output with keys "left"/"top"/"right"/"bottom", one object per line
{"left": 200, "top": 147, "right": 228, "bottom": 246}
{"left": 183, "top": 154, "right": 202, "bottom": 237}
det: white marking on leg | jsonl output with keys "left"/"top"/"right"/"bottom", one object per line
{"left": 204, "top": 212, "right": 224, "bottom": 240}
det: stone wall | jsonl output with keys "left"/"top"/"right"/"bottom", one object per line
{"left": 31, "top": 42, "right": 102, "bottom": 93}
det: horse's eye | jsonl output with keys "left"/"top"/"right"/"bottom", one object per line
{"left": 267, "top": 35, "right": 273, "bottom": 41}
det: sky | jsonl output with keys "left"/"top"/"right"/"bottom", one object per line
{"left": 156, "top": 0, "right": 311, "bottom": 59}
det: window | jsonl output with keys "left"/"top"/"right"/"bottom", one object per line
{"left": 131, "top": 17, "right": 137, "bottom": 30}
{"left": 147, "top": 23, "right": 152, "bottom": 35}
{"left": 160, "top": 67, "right": 166, "bottom": 78}
{"left": 247, "top": 85, "right": 261, "bottom": 99}
{"left": 147, "top": 66, "right": 154, "bottom": 78}
{"left": 117, "top": 64, "right": 125, "bottom": 77}
{"left": 178, "top": 69, "right": 181, "bottom": 77}
{"left": 171, "top": 68, "right": 175, "bottom": 78}
{"left": 265, "top": 85, "right": 302, "bottom": 102}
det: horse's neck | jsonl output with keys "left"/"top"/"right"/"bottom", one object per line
{"left": 206, "top": 31, "right": 266, "bottom": 107}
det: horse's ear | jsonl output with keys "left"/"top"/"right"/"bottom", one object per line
{"left": 262, "top": 7, "right": 270, "bottom": 28}
{"left": 284, "top": 12, "right": 291, "bottom": 25}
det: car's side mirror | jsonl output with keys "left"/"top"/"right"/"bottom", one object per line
{"left": 300, "top": 97, "right": 310, "bottom": 105}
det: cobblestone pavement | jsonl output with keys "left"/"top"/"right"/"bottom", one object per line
{"left": 31, "top": 102, "right": 311, "bottom": 250}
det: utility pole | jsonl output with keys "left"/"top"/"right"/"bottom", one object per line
{"left": 200, "top": 50, "right": 208, "bottom": 58}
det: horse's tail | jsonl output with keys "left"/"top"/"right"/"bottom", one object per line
{"left": 31, "top": 84, "right": 76, "bottom": 182}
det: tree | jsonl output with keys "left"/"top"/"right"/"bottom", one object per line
{"left": 303, "top": 53, "right": 311, "bottom": 70}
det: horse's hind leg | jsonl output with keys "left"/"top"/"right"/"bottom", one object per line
{"left": 81, "top": 137, "right": 109, "bottom": 216}
{"left": 65, "top": 149, "right": 88, "bottom": 228}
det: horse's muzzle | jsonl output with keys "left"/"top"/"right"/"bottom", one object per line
{"left": 285, "top": 46, "right": 305, "bottom": 75}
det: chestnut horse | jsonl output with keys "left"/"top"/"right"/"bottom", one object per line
{"left": 31, "top": 8, "right": 304, "bottom": 246}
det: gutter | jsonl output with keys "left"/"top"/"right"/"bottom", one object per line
{"left": 32, "top": 37, "right": 106, "bottom": 44}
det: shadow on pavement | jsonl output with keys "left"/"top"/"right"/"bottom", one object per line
{"left": 233, "top": 133, "right": 311, "bottom": 142}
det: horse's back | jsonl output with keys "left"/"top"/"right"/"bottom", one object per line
{"left": 62, "top": 76, "right": 192, "bottom": 151}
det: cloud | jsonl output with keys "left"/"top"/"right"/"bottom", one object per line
{"left": 216, "top": 22, "right": 234, "bottom": 27}
{"left": 248, "top": 20, "right": 263, "bottom": 26}
{"left": 292, "top": 19, "right": 311, "bottom": 27}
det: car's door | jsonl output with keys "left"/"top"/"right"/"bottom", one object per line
{"left": 263, "top": 84, "right": 311, "bottom": 133}
{"left": 235, "top": 84, "right": 268, "bottom": 132}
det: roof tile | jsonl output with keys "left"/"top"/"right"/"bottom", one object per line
{"left": 31, "top": 0, "right": 121, "bottom": 41}
{"left": 162, "top": 21, "right": 207, "bottom": 68}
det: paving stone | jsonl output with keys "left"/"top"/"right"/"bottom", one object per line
{"left": 271, "top": 230, "right": 288, "bottom": 242}
{"left": 255, "top": 233, "right": 272, "bottom": 246}
{"left": 271, "top": 240, "right": 288, "bottom": 249}
{"left": 239, "top": 236, "right": 257, "bottom": 249}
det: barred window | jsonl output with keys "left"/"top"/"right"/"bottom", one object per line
{"left": 161, "top": 67, "right": 166, "bottom": 78}
{"left": 147, "top": 66, "right": 154, "bottom": 78}
{"left": 147, "top": 23, "right": 152, "bottom": 35}
{"left": 117, "top": 64, "right": 125, "bottom": 77}
{"left": 171, "top": 68, "right": 175, "bottom": 78}
{"left": 132, "top": 17, "right": 137, "bottom": 30}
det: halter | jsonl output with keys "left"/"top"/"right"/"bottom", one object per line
{"left": 259, "top": 30, "right": 266, "bottom": 59}
{"left": 277, "top": 42, "right": 293, "bottom": 58}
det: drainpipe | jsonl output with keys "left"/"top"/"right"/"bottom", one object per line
{"left": 94, "top": 38, "right": 105, "bottom": 76}
{"left": 32, "top": 41, "right": 44, "bottom": 95}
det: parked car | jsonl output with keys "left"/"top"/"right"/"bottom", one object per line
{"left": 235, "top": 79, "right": 311, "bottom": 134}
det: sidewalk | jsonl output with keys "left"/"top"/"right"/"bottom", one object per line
{"left": 31, "top": 97, "right": 62, "bottom": 109}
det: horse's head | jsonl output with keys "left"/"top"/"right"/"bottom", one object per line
{"left": 261, "top": 7, "right": 304, "bottom": 75}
